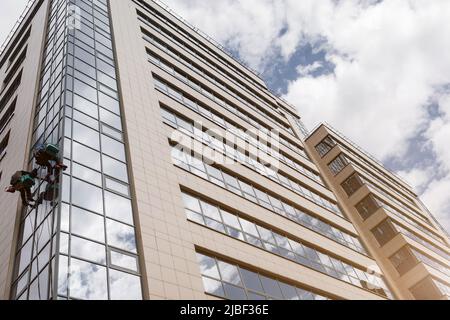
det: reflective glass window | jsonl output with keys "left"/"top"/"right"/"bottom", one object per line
{"left": 109, "top": 270, "right": 142, "bottom": 300}
{"left": 223, "top": 283, "right": 246, "bottom": 300}
{"left": 101, "top": 135, "right": 125, "bottom": 162}
{"left": 69, "top": 258, "right": 107, "bottom": 300}
{"left": 239, "top": 268, "right": 263, "bottom": 293}
{"left": 73, "top": 121, "right": 100, "bottom": 149}
{"left": 104, "top": 191, "right": 133, "bottom": 224}
{"left": 71, "top": 236, "right": 106, "bottom": 264}
{"left": 197, "top": 254, "right": 220, "bottom": 279}
{"left": 72, "top": 206, "right": 105, "bottom": 243}
{"left": 106, "top": 219, "right": 137, "bottom": 253}
{"left": 72, "top": 162, "right": 102, "bottom": 186}
{"left": 260, "top": 276, "right": 283, "bottom": 298}
{"left": 110, "top": 250, "right": 138, "bottom": 272}
{"left": 72, "top": 141, "right": 101, "bottom": 171}
{"left": 73, "top": 94, "right": 98, "bottom": 119}
{"left": 105, "top": 177, "right": 129, "bottom": 196}
{"left": 98, "top": 92, "right": 120, "bottom": 114}
{"left": 217, "top": 261, "right": 241, "bottom": 285}
{"left": 71, "top": 178, "right": 104, "bottom": 214}
{"left": 202, "top": 277, "right": 224, "bottom": 297}
{"left": 103, "top": 155, "right": 128, "bottom": 182}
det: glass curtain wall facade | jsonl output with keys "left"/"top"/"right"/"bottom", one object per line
{"left": 10, "top": 0, "right": 143, "bottom": 300}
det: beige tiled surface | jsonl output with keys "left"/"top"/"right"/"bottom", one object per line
{"left": 0, "top": 0, "right": 49, "bottom": 300}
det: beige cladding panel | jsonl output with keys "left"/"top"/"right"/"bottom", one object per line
{"left": 0, "top": 0, "right": 49, "bottom": 300}
{"left": 109, "top": 0, "right": 209, "bottom": 300}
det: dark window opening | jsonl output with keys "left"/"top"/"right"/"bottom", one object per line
{"left": 355, "top": 194, "right": 381, "bottom": 220}
{"left": 371, "top": 219, "right": 398, "bottom": 246}
{"left": 315, "top": 135, "right": 336, "bottom": 158}
{"left": 341, "top": 173, "right": 365, "bottom": 196}
{"left": 389, "top": 247, "right": 418, "bottom": 276}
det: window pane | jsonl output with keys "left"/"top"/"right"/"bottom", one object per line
{"left": 105, "top": 177, "right": 129, "bottom": 196}
{"left": 182, "top": 193, "right": 201, "bottom": 213}
{"left": 239, "top": 219, "right": 259, "bottom": 238}
{"left": 260, "top": 276, "right": 283, "bottom": 298}
{"left": 73, "top": 121, "right": 100, "bottom": 149}
{"left": 57, "top": 255, "right": 68, "bottom": 297}
{"left": 197, "top": 254, "right": 220, "bottom": 279}
{"left": 103, "top": 155, "right": 128, "bottom": 182}
{"left": 73, "top": 94, "right": 98, "bottom": 119}
{"left": 72, "top": 179, "right": 104, "bottom": 214}
{"left": 202, "top": 277, "right": 224, "bottom": 298}
{"left": 200, "top": 202, "right": 221, "bottom": 221}
{"left": 217, "top": 261, "right": 241, "bottom": 285}
{"left": 72, "top": 206, "right": 105, "bottom": 243}
{"left": 17, "top": 238, "right": 33, "bottom": 276}
{"left": 100, "top": 107, "right": 122, "bottom": 130}
{"left": 104, "top": 192, "right": 133, "bottom": 225}
{"left": 106, "top": 219, "right": 137, "bottom": 253}
{"left": 239, "top": 268, "right": 263, "bottom": 293}
{"left": 109, "top": 270, "right": 142, "bottom": 300}
{"left": 60, "top": 203, "right": 70, "bottom": 232}
{"left": 221, "top": 210, "right": 241, "bottom": 229}
{"left": 101, "top": 135, "right": 125, "bottom": 162}
{"left": 223, "top": 283, "right": 247, "bottom": 300}
{"left": 74, "top": 79, "right": 97, "bottom": 103}
{"left": 279, "top": 282, "right": 299, "bottom": 300}
{"left": 69, "top": 258, "right": 107, "bottom": 300}
{"left": 72, "top": 162, "right": 102, "bottom": 186}
{"left": 71, "top": 236, "right": 106, "bottom": 264}
{"left": 110, "top": 250, "right": 138, "bottom": 272}
{"left": 101, "top": 124, "right": 122, "bottom": 141}
{"left": 98, "top": 92, "right": 120, "bottom": 114}
{"left": 72, "top": 141, "right": 101, "bottom": 171}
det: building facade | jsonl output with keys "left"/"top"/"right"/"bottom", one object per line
{"left": 0, "top": 0, "right": 448, "bottom": 300}
{"left": 305, "top": 125, "right": 450, "bottom": 300}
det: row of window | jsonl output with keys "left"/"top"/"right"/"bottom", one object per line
{"left": 0, "top": 71, "right": 22, "bottom": 116}
{"left": 197, "top": 253, "right": 329, "bottom": 300}
{"left": 160, "top": 106, "right": 321, "bottom": 184}
{"left": 0, "top": 24, "right": 31, "bottom": 71}
{"left": 153, "top": 76, "right": 310, "bottom": 163}
{"left": 390, "top": 246, "right": 450, "bottom": 280}
{"left": 135, "top": 3, "right": 272, "bottom": 99}
{"left": 354, "top": 193, "right": 444, "bottom": 245}
{"left": 143, "top": 31, "right": 293, "bottom": 134}
{"left": 161, "top": 108, "right": 332, "bottom": 207}
{"left": 149, "top": 53, "right": 296, "bottom": 147}
{"left": 338, "top": 162, "right": 426, "bottom": 224}
{"left": 371, "top": 219, "right": 450, "bottom": 261}
{"left": 183, "top": 193, "right": 390, "bottom": 297}
{"left": 171, "top": 146, "right": 365, "bottom": 253}
{"left": 341, "top": 173, "right": 438, "bottom": 233}
{"left": 349, "top": 158, "right": 418, "bottom": 209}
{"left": 317, "top": 134, "right": 417, "bottom": 201}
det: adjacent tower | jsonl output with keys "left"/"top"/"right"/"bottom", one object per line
{"left": 305, "top": 124, "right": 450, "bottom": 299}
{"left": 0, "top": 0, "right": 448, "bottom": 300}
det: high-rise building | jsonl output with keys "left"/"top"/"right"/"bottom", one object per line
{"left": 0, "top": 0, "right": 448, "bottom": 300}
{"left": 305, "top": 125, "right": 450, "bottom": 300}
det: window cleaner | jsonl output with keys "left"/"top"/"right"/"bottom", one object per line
{"left": 33, "top": 143, "right": 67, "bottom": 180}
{"left": 5, "top": 170, "right": 38, "bottom": 207}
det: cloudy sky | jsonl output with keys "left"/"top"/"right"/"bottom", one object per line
{"left": 1, "top": 0, "right": 449, "bottom": 233}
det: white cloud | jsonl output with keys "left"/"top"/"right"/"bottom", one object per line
{"left": 163, "top": 0, "right": 450, "bottom": 233}
{"left": 0, "top": 0, "right": 29, "bottom": 48}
